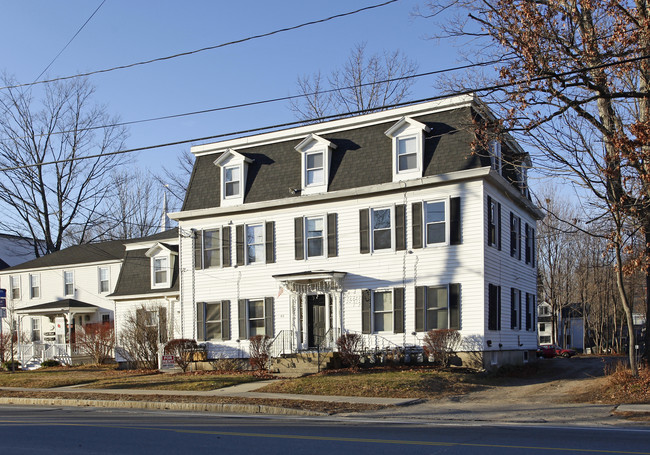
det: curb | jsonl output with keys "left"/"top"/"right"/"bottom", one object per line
{"left": 0, "top": 397, "right": 328, "bottom": 416}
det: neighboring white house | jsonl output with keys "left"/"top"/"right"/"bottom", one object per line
{"left": 537, "top": 301, "right": 553, "bottom": 345}
{"left": 0, "top": 229, "right": 178, "bottom": 366}
{"left": 169, "top": 94, "right": 543, "bottom": 369}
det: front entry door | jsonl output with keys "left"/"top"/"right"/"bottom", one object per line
{"left": 307, "top": 295, "right": 326, "bottom": 348}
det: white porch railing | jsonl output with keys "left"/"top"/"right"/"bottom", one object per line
{"left": 18, "top": 343, "right": 75, "bottom": 366}
{"left": 269, "top": 330, "right": 295, "bottom": 358}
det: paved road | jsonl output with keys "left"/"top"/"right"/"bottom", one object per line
{"left": 1, "top": 405, "right": 649, "bottom": 454}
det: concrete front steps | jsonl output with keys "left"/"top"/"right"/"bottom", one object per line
{"left": 269, "top": 351, "right": 339, "bottom": 375}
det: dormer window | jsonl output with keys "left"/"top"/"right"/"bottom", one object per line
{"left": 224, "top": 165, "right": 240, "bottom": 197}
{"left": 214, "top": 149, "right": 253, "bottom": 207}
{"left": 385, "top": 117, "right": 430, "bottom": 182}
{"left": 145, "top": 243, "right": 177, "bottom": 289}
{"left": 490, "top": 141, "right": 502, "bottom": 174}
{"left": 295, "top": 134, "right": 336, "bottom": 195}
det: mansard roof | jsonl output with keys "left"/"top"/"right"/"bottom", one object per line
{"left": 182, "top": 99, "right": 491, "bottom": 212}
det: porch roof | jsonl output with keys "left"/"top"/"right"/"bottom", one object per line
{"left": 15, "top": 299, "right": 100, "bottom": 315}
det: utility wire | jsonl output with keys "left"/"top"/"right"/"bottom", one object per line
{"left": 0, "top": 0, "right": 398, "bottom": 91}
{"left": 32, "top": 0, "right": 106, "bottom": 84}
{"left": 1, "top": 52, "right": 648, "bottom": 173}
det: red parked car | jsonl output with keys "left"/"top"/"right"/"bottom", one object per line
{"left": 536, "top": 345, "right": 556, "bottom": 358}
{"left": 549, "top": 345, "right": 577, "bottom": 358}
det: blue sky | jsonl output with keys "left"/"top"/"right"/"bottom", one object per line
{"left": 1, "top": 1, "right": 462, "bottom": 176}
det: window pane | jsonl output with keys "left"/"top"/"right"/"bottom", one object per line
{"left": 374, "top": 311, "right": 392, "bottom": 332}
{"left": 206, "top": 322, "right": 222, "bottom": 340}
{"left": 426, "top": 202, "right": 445, "bottom": 223}
{"left": 398, "top": 137, "right": 416, "bottom": 155}
{"left": 427, "top": 308, "right": 448, "bottom": 330}
{"left": 307, "top": 153, "right": 323, "bottom": 169}
{"left": 373, "top": 209, "right": 390, "bottom": 229}
{"left": 307, "top": 169, "right": 323, "bottom": 185}
{"left": 373, "top": 230, "right": 390, "bottom": 250}
{"left": 206, "top": 302, "right": 221, "bottom": 322}
{"left": 374, "top": 292, "right": 392, "bottom": 312}
{"left": 397, "top": 137, "right": 417, "bottom": 171}
{"left": 427, "top": 286, "right": 448, "bottom": 310}
{"left": 427, "top": 224, "right": 445, "bottom": 244}
{"left": 249, "top": 300, "right": 264, "bottom": 319}
{"left": 246, "top": 225, "right": 264, "bottom": 263}
{"left": 398, "top": 154, "right": 417, "bottom": 171}
{"left": 249, "top": 319, "right": 265, "bottom": 336}
{"left": 225, "top": 167, "right": 239, "bottom": 182}
{"left": 307, "top": 238, "right": 323, "bottom": 257}
{"left": 225, "top": 181, "right": 239, "bottom": 196}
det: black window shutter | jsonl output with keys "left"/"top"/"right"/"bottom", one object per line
{"left": 359, "top": 209, "right": 370, "bottom": 254}
{"left": 510, "top": 213, "right": 516, "bottom": 257}
{"left": 450, "top": 197, "right": 461, "bottom": 245}
{"left": 194, "top": 230, "right": 203, "bottom": 269}
{"left": 222, "top": 300, "right": 231, "bottom": 340}
{"left": 449, "top": 283, "right": 460, "bottom": 330}
{"left": 361, "top": 289, "right": 371, "bottom": 334}
{"left": 327, "top": 213, "right": 337, "bottom": 257}
{"left": 222, "top": 226, "right": 231, "bottom": 267}
{"left": 487, "top": 196, "right": 493, "bottom": 246}
{"left": 393, "top": 287, "right": 404, "bottom": 333}
{"left": 488, "top": 284, "right": 498, "bottom": 331}
{"left": 158, "top": 307, "right": 168, "bottom": 344}
{"left": 497, "top": 285, "right": 502, "bottom": 330}
{"left": 525, "top": 223, "right": 531, "bottom": 264}
{"left": 196, "top": 302, "right": 205, "bottom": 341}
{"left": 264, "top": 297, "right": 274, "bottom": 337}
{"left": 238, "top": 299, "right": 247, "bottom": 340}
{"left": 517, "top": 219, "right": 522, "bottom": 261}
{"left": 294, "top": 217, "right": 304, "bottom": 260}
{"left": 265, "top": 221, "right": 275, "bottom": 264}
{"left": 525, "top": 293, "right": 531, "bottom": 331}
{"left": 415, "top": 286, "right": 425, "bottom": 332}
{"left": 497, "top": 203, "right": 502, "bottom": 251}
{"left": 511, "top": 288, "right": 517, "bottom": 329}
{"left": 412, "top": 202, "right": 423, "bottom": 249}
{"left": 533, "top": 295, "right": 537, "bottom": 327}
{"left": 531, "top": 229, "right": 536, "bottom": 267}
{"left": 236, "top": 225, "right": 245, "bottom": 266}
{"left": 395, "top": 204, "right": 406, "bottom": 251}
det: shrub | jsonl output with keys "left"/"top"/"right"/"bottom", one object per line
{"left": 422, "top": 329, "right": 461, "bottom": 367}
{"left": 76, "top": 322, "right": 115, "bottom": 365}
{"left": 248, "top": 335, "right": 272, "bottom": 371}
{"left": 40, "top": 359, "right": 61, "bottom": 368}
{"left": 2, "top": 360, "right": 20, "bottom": 371}
{"left": 116, "top": 305, "right": 168, "bottom": 369}
{"left": 336, "top": 333, "right": 362, "bottom": 369}
{"left": 209, "top": 355, "right": 243, "bottom": 372}
{"left": 164, "top": 339, "right": 198, "bottom": 372}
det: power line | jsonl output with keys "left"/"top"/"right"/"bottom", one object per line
{"left": 0, "top": 0, "right": 399, "bottom": 92}
{"left": 32, "top": 0, "right": 106, "bottom": 84}
{"left": 1, "top": 52, "right": 648, "bottom": 173}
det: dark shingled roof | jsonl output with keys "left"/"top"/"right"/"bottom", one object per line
{"left": 3, "top": 228, "right": 179, "bottom": 272}
{"left": 110, "top": 245, "right": 180, "bottom": 298}
{"left": 183, "top": 106, "right": 491, "bottom": 212}
{"left": 16, "top": 299, "right": 99, "bottom": 313}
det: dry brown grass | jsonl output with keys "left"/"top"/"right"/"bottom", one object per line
{"left": 575, "top": 361, "right": 650, "bottom": 404}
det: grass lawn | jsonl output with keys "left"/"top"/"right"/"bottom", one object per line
{"left": 259, "top": 367, "right": 487, "bottom": 399}
{"left": 0, "top": 365, "right": 262, "bottom": 391}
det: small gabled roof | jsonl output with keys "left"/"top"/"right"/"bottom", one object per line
{"left": 145, "top": 242, "right": 179, "bottom": 258}
{"left": 384, "top": 116, "right": 430, "bottom": 138}
{"left": 294, "top": 133, "right": 337, "bottom": 152}
{"left": 213, "top": 148, "right": 253, "bottom": 167}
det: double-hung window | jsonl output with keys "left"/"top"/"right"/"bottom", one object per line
{"left": 153, "top": 257, "right": 168, "bottom": 286}
{"left": 29, "top": 274, "right": 40, "bottom": 299}
{"left": 64, "top": 271, "right": 74, "bottom": 296}
{"left": 490, "top": 141, "right": 502, "bottom": 173}
{"left": 487, "top": 196, "right": 501, "bottom": 249}
{"left": 203, "top": 229, "right": 221, "bottom": 268}
{"left": 197, "top": 301, "right": 231, "bottom": 341}
{"left": 425, "top": 201, "right": 446, "bottom": 245}
{"left": 510, "top": 213, "right": 521, "bottom": 259}
{"left": 224, "top": 165, "right": 240, "bottom": 198}
{"left": 306, "top": 217, "right": 324, "bottom": 258}
{"left": 31, "top": 318, "right": 41, "bottom": 342}
{"left": 246, "top": 224, "right": 265, "bottom": 264}
{"left": 372, "top": 208, "right": 392, "bottom": 251}
{"left": 373, "top": 291, "right": 393, "bottom": 332}
{"left": 415, "top": 284, "right": 461, "bottom": 332}
{"left": 247, "top": 299, "right": 265, "bottom": 336}
{"left": 305, "top": 151, "right": 324, "bottom": 187}
{"left": 10, "top": 276, "right": 19, "bottom": 300}
{"left": 397, "top": 136, "right": 417, "bottom": 172}
{"left": 511, "top": 288, "right": 521, "bottom": 330}
{"left": 98, "top": 267, "right": 110, "bottom": 293}
{"left": 238, "top": 297, "right": 273, "bottom": 339}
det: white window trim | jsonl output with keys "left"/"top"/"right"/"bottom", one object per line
{"left": 370, "top": 206, "right": 394, "bottom": 253}
{"left": 204, "top": 301, "right": 225, "bottom": 341}
{"left": 305, "top": 214, "right": 327, "bottom": 259}
{"left": 385, "top": 116, "right": 430, "bottom": 182}
{"left": 10, "top": 275, "right": 20, "bottom": 301}
{"left": 247, "top": 298, "right": 266, "bottom": 337}
{"left": 98, "top": 267, "right": 110, "bottom": 294}
{"left": 295, "top": 134, "right": 336, "bottom": 196}
{"left": 245, "top": 222, "right": 266, "bottom": 265}
{"left": 29, "top": 273, "right": 40, "bottom": 300}
{"left": 223, "top": 164, "right": 242, "bottom": 200}
{"left": 372, "top": 289, "right": 394, "bottom": 334}
{"left": 424, "top": 284, "right": 452, "bottom": 331}
{"left": 423, "top": 198, "right": 449, "bottom": 247}
{"left": 200, "top": 228, "right": 222, "bottom": 269}
{"left": 145, "top": 243, "right": 176, "bottom": 289}
{"left": 63, "top": 270, "right": 74, "bottom": 297}
{"left": 152, "top": 256, "right": 170, "bottom": 288}
{"left": 214, "top": 148, "right": 253, "bottom": 207}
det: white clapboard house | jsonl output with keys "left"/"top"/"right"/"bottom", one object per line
{"left": 169, "top": 94, "right": 543, "bottom": 369}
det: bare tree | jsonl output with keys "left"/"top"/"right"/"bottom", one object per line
{"left": 421, "top": 0, "right": 650, "bottom": 374}
{"left": 156, "top": 149, "right": 194, "bottom": 211}
{"left": 290, "top": 43, "right": 418, "bottom": 121}
{"left": 0, "top": 76, "right": 128, "bottom": 255}
{"left": 116, "top": 305, "right": 167, "bottom": 370}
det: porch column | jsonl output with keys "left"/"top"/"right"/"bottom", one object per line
{"left": 324, "top": 293, "right": 331, "bottom": 336}
{"left": 301, "top": 294, "right": 308, "bottom": 350}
